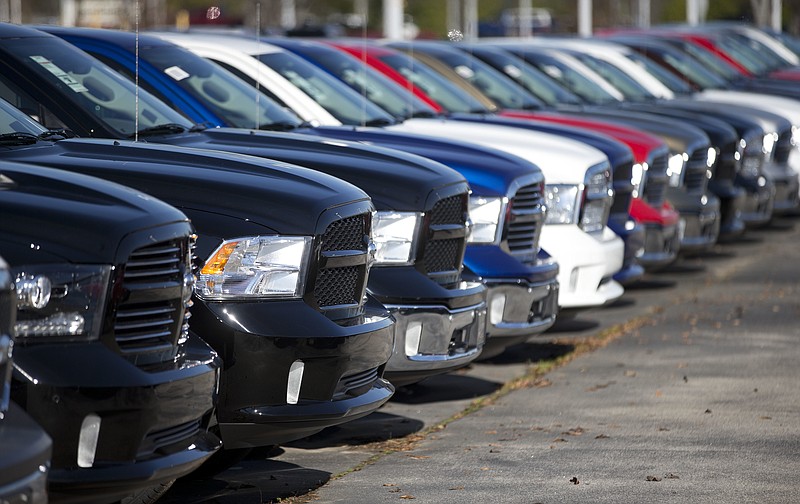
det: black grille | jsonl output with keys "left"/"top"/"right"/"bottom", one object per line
{"left": 0, "top": 336, "right": 10, "bottom": 415}
{"left": 429, "top": 195, "right": 464, "bottom": 225}
{"left": 312, "top": 214, "right": 369, "bottom": 311}
{"left": 715, "top": 140, "right": 739, "bottom": 183}
{"left": 334, "top": 367, "right": 379, "bottom": 397}
{"left": 138, "top": 419, "right": 200, "bottom": 459}
{"left": 115, "top": 239, "right": 188, "bottom": 361}
{"left": 684, "top": 148, "right": 710, "bottom": 195}
{"left": 314, "top": 266, "right": 360, "bottom": 308}
{"left": 125, "top": 242, "right": 182, "bottom": 282}
{"left": 423, "top": 238, "right": 461, "bottom": 273}
{"left": 507, "top": 183, "right": 544, "bottom": 256}
{"left": 774, "top": 129, "right": 793, "bottom": 164}
{"left": 643, "top": 154, "right": 668, "bottom": 206}
{"left": 114, "top": 301, "right": 180, "bottom": 353}
{"left": 322, "top": 215, "right": 366, "bottom": 252}
{"left": 610, "top": 161, "right": 634, "bottom": 216}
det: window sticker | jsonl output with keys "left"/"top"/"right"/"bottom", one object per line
{"left": 30, "top": 55, "right": 88, "bottom": 92}
{"left": 164, "top": 65, "right": 190, "bottom": 81}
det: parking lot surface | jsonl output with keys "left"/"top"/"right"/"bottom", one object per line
{"left": 163, "top": 217, "right": 800, "bottom": 504}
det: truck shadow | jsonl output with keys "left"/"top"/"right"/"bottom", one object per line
{"left": 286, "top": 411, "right": 426, "bottom": 448}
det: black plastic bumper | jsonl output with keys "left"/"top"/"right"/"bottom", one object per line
{"left": 0, "top": 402, "right": 51, "bottom": 504}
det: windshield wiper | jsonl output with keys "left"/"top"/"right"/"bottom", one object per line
{"left": 0, "top": 132, "right": 38, "bottom": 146}
{"left": 189, "top": 122, "right": 211, "bottom": 132}
{"left": 258, "top": 121, "right": 300, "bottom": 131}
{"left": 129, "top": 123, "right": 188, "bottom": 138}
{"left": 38, "top": 128, "right": 74, "bottom": 141}
{"left": 363, "top": 118, "right": 395, "bottom": 127}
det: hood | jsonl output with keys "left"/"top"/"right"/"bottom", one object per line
{"left": 388, "top": 118, "right": 609, "bottom": 184}
{"left": 166, "top": 128, "right": 466, "bottom": 211}
{"left": 448, "top": 112, "right": 634, "bottom": 169}
{"left": 697, "top": 90, "right": 800, "bottom": 129}
{"left": 0, "top": 161, "right": 187, "bottom": 264}
{"left": 304, "top": 126, "right": 542, "bottom": 197}
{"left": 2, "top": 139, "right": 369, "bottom": 238}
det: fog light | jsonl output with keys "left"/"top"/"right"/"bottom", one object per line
{"left": 490, "top": 293, "right": 506, "bottom": 325}
{"left": 77, "top": 413, "right": 101, "bottom": 468}
{"left": 286, "top": 360, "right": 304, "bottom": 405}
{"left": 569, "top": 268, "right": 579, "bottom": 292}
{"left": 404, "top": 321, "right": 422, "bottom": 357}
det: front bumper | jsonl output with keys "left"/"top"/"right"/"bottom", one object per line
{"left": 736, "top": 174, "right": 776, "bottom": 227}
{"left": 13, "top": 334, "right": 221, "bottom": 504}
{"left": 667, "top": 188, "right": 721, "bottom": 253}
{"left": 540, "top": 225, "right": 625, "bottom": 310}
{"left": 764, "top": 162, "right": 800, "bottom": 215}
{"left": 195, "top": 297, "right": 395, "bottom": 450}
{"left": 708, "top": 180, "right": 747, "bottom": 239}
{"left": 0, "top": 403, "right": 51, "bottom": 504}
{"left": 608, "top": 216, "right": 646, "bottom": 285}
{"left": 640, "top": 222, "right": 681, "bottom": 270}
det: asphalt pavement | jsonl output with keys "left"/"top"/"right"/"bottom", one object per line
{"left": 162, "top": 216, "right": 800, "bottom": 504}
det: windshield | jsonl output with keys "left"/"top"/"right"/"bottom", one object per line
{"left": 140, "top": 45, "right": 302, "bottom": 129}
{"left": 376, "top": 52, "right": 489, "bottom": 113}
{"left": 420, "top": 47, "right": 543, "bottom": 110}
{"left": 507, "top": 49, "right": 620, "bottom": 105}
{"left": 651, "top": 46, "right": 728, "bottom": 89}
{"left": 624, "top": 50, "right": 695, "bottom": 93}
{"left": 715, "top": 34, "right": 771, "bottom": 75}
{"left": 256, "top": 51, "right": 394, "bottom": 126}
{"left": 571, "top": 52, "right": 656, "bottom": 102}
{"left": 673, "top": 39, "right": 741, "bottom": 81}
{"left": 1, "top": 37, "right": 192, "bottom": 137}
{"left": 278, "top": 43, "right": 435, "bottom": 120}
{"left": 469, "top": 46, "right": 583, "bottom": 106}
{"left": 0, "top": 96, "right": 48, "bottom": 135}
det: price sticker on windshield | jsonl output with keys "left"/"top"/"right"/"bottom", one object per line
{"left": 30, "top": 55, "right": 88, "bottom": 93}
{"left": 164, "top": 65, "right": 190, "bottom": 81}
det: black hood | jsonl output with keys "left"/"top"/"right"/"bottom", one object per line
{"left": 0, "top": 161, "right": 188, "bottom": 264}
{"left": 163, "top": 128, "right": 467, "bottom": 211}
{"left": 2, "top": 138, "right": 370, "bottom": 239}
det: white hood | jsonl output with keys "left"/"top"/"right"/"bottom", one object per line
{"left": 386, "top": 118, "right": 610, "bottom": 183}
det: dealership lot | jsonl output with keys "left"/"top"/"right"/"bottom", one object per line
{"left": 162, "top": 217, "right": 800, "bottom": 503}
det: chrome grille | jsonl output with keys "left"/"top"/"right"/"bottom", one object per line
{"left": 507, "top": 182, "right": 544, "bottom": 259}
{"left": 334, "top": 367, "right": 379, "bottom": 397}
{"left": 683, "top": 148, "right": 710, "bottom": 195}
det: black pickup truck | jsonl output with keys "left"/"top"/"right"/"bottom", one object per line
{"left": 0, "top": 253, "right": 52, "bottom": 504}
{"left": 0, "top": 162, "right": 222, "bottom": 503}
{"left": 0, "top": 95, "right": 395, "bottom": 461}
{"left": 0, "top": 23, "right": 488, "bottom": 387}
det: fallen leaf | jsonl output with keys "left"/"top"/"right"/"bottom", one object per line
{"left": 489, "top": 449, "right": 501, "bottom": 453}
{"left": 389, "top": 488, "right": 401, "bottom": 493}
{"left": 683, "top": 376, "right": 688, "bottom": 383}
{"left": 484, "top": 430, "right": 497, "bottom": 435}
{"left": 624, "top": 370, "right": 637, "bottom": 377}
{"left": 553, "top": 438, "right": 568, "bottom": 443}
{"left": 595, "top": 434, "right": 610, "bottom": 439}
{"left": 704, "top": 409, "right": 712, "bottom": 414}
{"left": 646, "top": 475, "right": 662, "bottom": 482}
{"left": 480, "top": 467, "right": 490, "bottom": 471}
{"left": 569, "top": 477, "right": 579, "bottom": 485}
{"left": 408, "top": 455, "right": 430, "bottom": 460}
{"left": 383, "top": 483, "right": 397, "bottom": 487}
{"left": 448, "top": 486, "right": 464, "bottom": 491}
{"left": 400, "top": 495, "right": 415, "bottom": 500}
{"left": 665, "top": 473, "right": 680, "bottom": 479}
{"left": 562, "top": 427, "right": 585, "bottom": 436}
{"left": 655, "top": 390, "right": 663, "bottom": 397}
{"left": 760, "top": 416, "right": 772, "bottom": 420}
{"left": 658, "top": 427, "right": 670, "bottom": 431}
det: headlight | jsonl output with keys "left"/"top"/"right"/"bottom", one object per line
{"left": 468, "top": 196, "right": 504, "bottom": 243}
{"left": 707, "top": 147, "right": 717, "bottom": 168}
{"left": 197, "top": 236, "right": 311, "bottom": 299}
{"left": 580, "top": 165, "right": 612, "bottom": 234}
{"left": 544, "top": 185, "right": 579, "bottom": 225}
{"left": 763, "top": 132, "right": 778, "bottom": 156}
{"left": 14, "top": 265, "right": 111, "bottom": 342}
{"left": 631, "top": 162, "right": 647, "bottom": 198}
{"left": 791, "top": 125, "right": 800, "bottom": 147}
{"left": 372, "top": 211, "right": 421, "bottom": 264}
{"left": 667, "top": 153, "right": 687, "bottom": 187}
